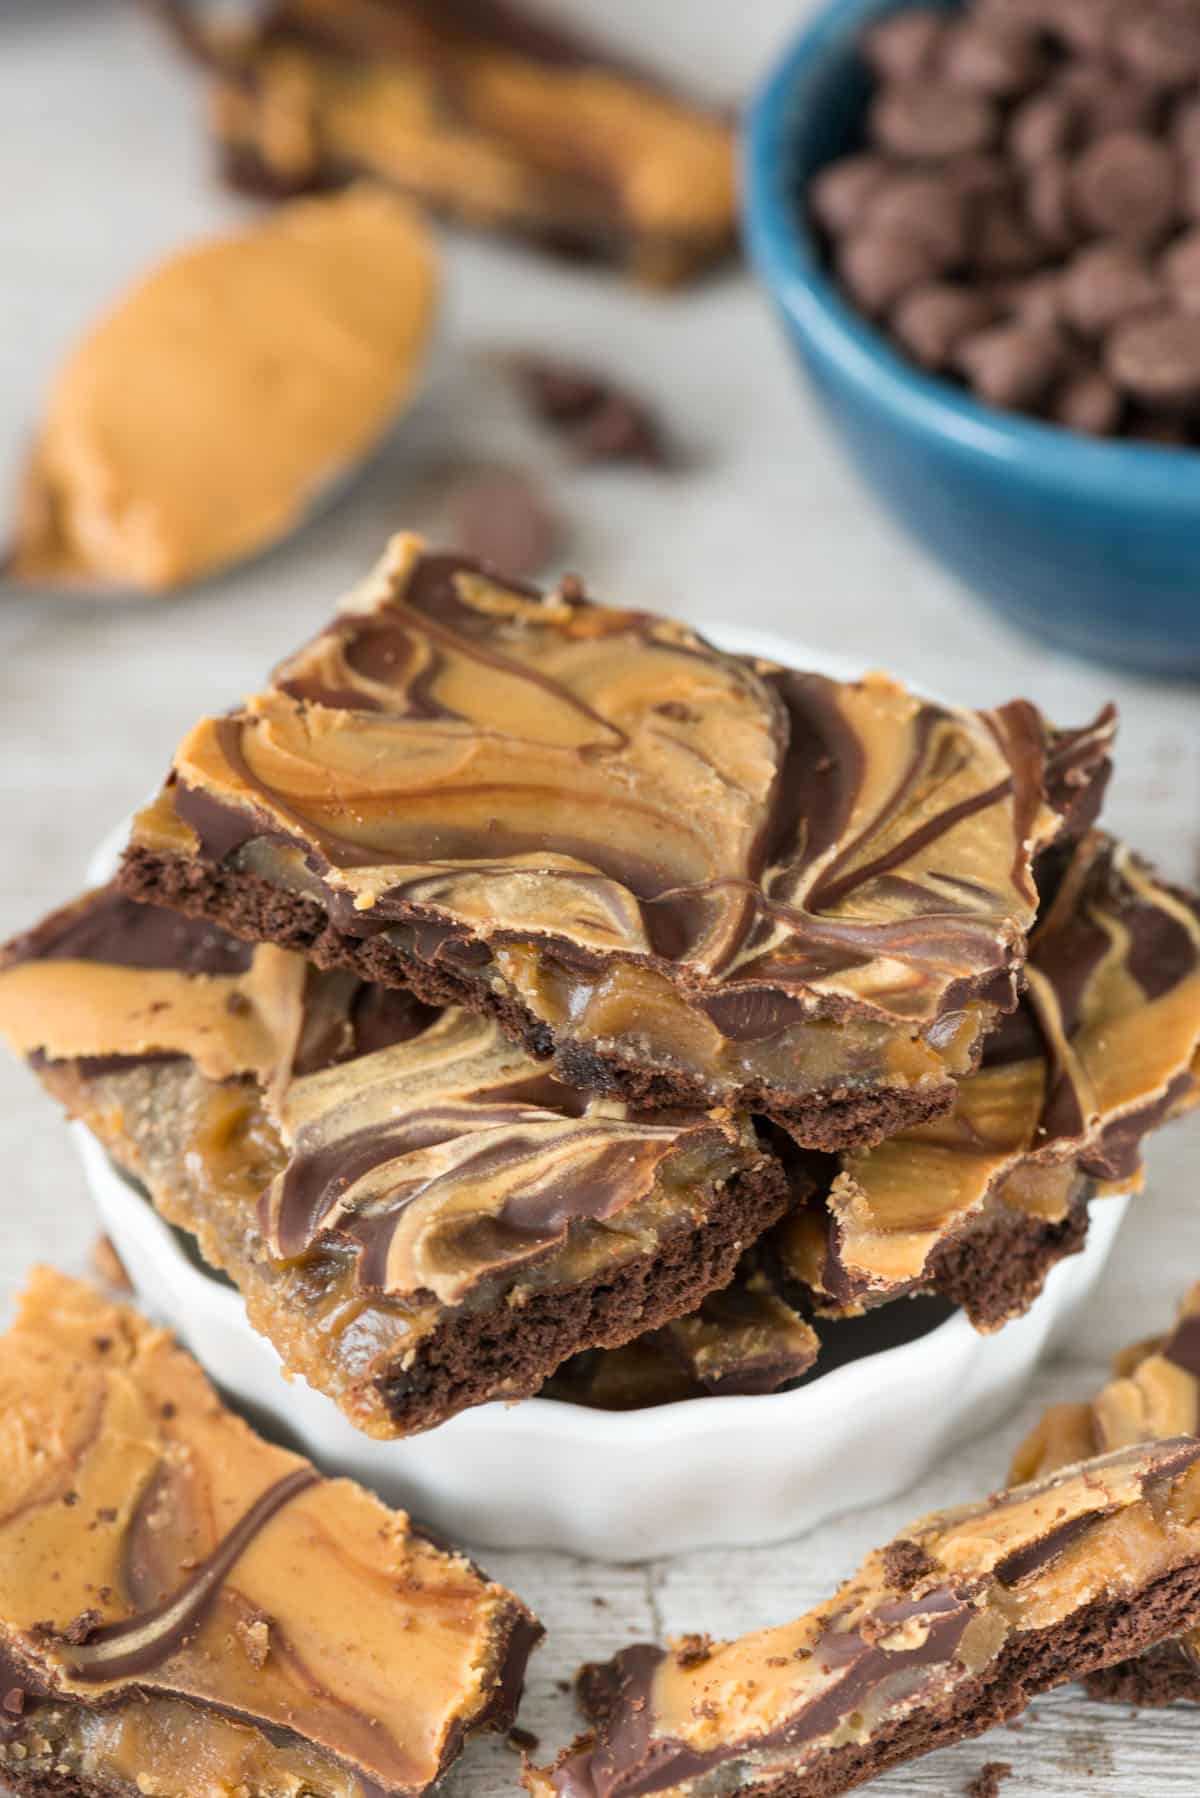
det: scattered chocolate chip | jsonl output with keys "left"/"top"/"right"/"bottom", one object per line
{"left": 870, "top": 79, "right": 998, "bottom": 160}
{"left": 809, "top": 152, "right": 889, "bottom": 235}
{"left": 838, "top": 231, "right": 939, "bottom": 316}
{"left": 518, "top": 357, "right": 676, "bottom": 468}
{"left": 957, "top": 320, "right": 1065, "bottom": 407}
{"left": 447, "top": 469, "right": 562, "bottom": 582}
{"left": 892, "top": 282, "right": 997, "bottom": 368}
{"left": 1060, "top": 240, "right": 1164, "bottom": 336}
{"left": 1107, "top": 309, "right": 1200, "bottom": 407}
{"left": 862, "top": 8, "right": 947, "bottom": 80}
{"left": 1070, "top": 132, "right": 1178, "bottom": 245}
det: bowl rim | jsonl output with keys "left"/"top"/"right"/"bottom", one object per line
{"left": 741, "top": 0, "right": 1200, "bottom": 504}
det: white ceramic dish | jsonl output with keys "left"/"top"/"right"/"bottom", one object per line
{"left": 77, "top": 625, "right": 1130, "bottom": 1560}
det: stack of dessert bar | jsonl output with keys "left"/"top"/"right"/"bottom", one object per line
{"left": 2, "top": 535, "right": 1200, "bottom": 1432}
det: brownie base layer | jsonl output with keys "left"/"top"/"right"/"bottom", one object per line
{"left": 119, "top": 848, "right": 959, "bottom": 1153}
{"left": 926, "top": 1193, "right": 1091, "bottom": 1331}
{"left": 1084, "top": 1643, "right": 1200, "bottom": 1707}
{"left": 378, "top": 1159, "right": 791, "bottom": 1432}
{"left": 712, "top": 1559, "right": 1200, "bottom": 1798}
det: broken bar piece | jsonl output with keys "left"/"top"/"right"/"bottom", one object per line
{"left": 152, "top": 0, "right": 737, "bottom": 287}
{"left": 526, "top": 1438, "right": 1200, "bottom": 1798}
{"left": 0, "top": 1267, "right": 539, "bottom": 1798}
{"left": 118, "top": 534, "right": 1116, "bottom": 1152}
{"left": 0, "top": 888, "right": 788, "bottom": 1437}
{"left": 775, "top": 830, "right": 1200, "bottom": 1327}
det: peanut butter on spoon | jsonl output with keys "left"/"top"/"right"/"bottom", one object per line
{"left": 9, "top": 186, "right": 437, "bottom": 595}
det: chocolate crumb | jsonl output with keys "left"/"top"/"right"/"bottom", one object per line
{"left": 225, "top": 991, "right": 252, "bottom": 1016}
{"left": 160, "top": 1402, "right": 177, "bottom": 1419}
{"left": 965, "top": 1762, "right": 1013, "bottom": 1798}
{"left": 92, "top": 1335, "right": 113, "bottom": 1354}
{"left": 555, "top": 1679, "right": 572, "bottom": 1695}
{"left": 676, "top": 1633, "right": 713, "bottom": 1669}
{"left": 882, "top": 1538, "right": 939, "bottom": 1590}
{"left": 60, "top": 1610, "right": 102, "bottom": 1646}
{"left": 592, "top": 1596, "right": 607, "bottom": 1608}
{"left": 507, "top": 1726, "right": 540, "bottom": 1754}
{"left": 61, "top": 1492, "right": 78, "bottom": 1508}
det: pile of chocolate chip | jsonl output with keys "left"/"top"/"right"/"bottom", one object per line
{"left": 809, "top": 0, "right": 1200, "bottom": 441}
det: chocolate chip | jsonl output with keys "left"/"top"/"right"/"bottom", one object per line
{"left": 1051, "top": 367, "right": 1123, "bottom": 434}
{"left": 518, "top": 358, "right": 675, "bottom": 467}
{"left": 1060, "top": 241, "right": 1164, "bottom": 336}
{"left": 862, "top": 8, "right": 948, "bottom": 80}
{"left": 1009, "top": 91, "right": 1076, "bottom": 165}
{"left": 973, "top": 194, "right": 1045, "bottom": 273}
{"left": 1127, "top": 406, "right": 1190, "bottom": 443}
{"left": 957, "top": 320, "right": 1066, "bottom": 407}
{"left": 1051, "top": 0, "right": 1127, "bottom": 57}
{"left": 892, "top": 282, "right": 997, "bottom": 368}
{"left": 1117, "top": 6, "right": 1200, "bottom": 89}
{"left": 448, "top": 470, "right": 562, "bottom": 581}
{"left": 950, "top": 152, "right": 1016, "bottom": 201}
{"left": 838, "top": 231, "right": 940, "bottom": 316}
{"left": 1162, "top": 226, "right": 1200, "bottom": 303}
{"left": 865, "top": 172, "right": 970, "bottom": 266}
{"left": 1172, "top": 97, "right": 1200, "bottom": 161}
{"left": 1180, "top": 153, "right": 1200, "bottom": 224}
{"left": 1107, "top": 309, "right": 1200, "bottom": 407}
{"left": 1053, "top": 64, "right": 1159, "bottom": 138}
{"left": 1070, "top": 131, "right": 1178, "bottom": 244}
{"left": 1026, "top": 158, "right": 1078, "bottom": 252}
{"left": 870, "top": 79, "right": 998, "bottom": 160}
{"left": 1001, "top": 268, "right": 1065, "bottom": 327}
{"left": 940, "top": 20, "right": 1048, "bottom": 96}
{"left": 810, "top": 152, "right": 889, "bottom": 235}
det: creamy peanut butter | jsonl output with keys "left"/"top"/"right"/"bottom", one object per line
{"left": 0, "top": 1270, "right": 538, "bottom": 1798}
{"left": 11, "top": 189, "right": 437, "bottom": 593}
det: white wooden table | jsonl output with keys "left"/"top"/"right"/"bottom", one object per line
{"left": 2, "top": 5, "right": 1199, "bottom": 1793}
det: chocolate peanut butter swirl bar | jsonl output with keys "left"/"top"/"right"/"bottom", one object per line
{"left": 0, "top": 888, "right": 787, "bottom": 1436}
{"left": 119, "top": 534, "right": 1115, "bottom": 1150}
{"left": 0, "top": 1268, "right": 539, "bottom": 1798}
{"left": 775, "top": 830, "right": 1200, "bottom": 1327}
{"left": 526, "top": 1439, "right": 1200, "bottom": 1798}
{"left": 153, "top": 0, "right": 736, "bottom": 287}
{"left": 1012, "top": 1283, "right": 1200, "bottom": 1707}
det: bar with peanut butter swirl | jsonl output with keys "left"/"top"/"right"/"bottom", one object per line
{"left": 150, "top": 0, "right": 737, "bottom": 288}
{"left": 118, "top": 534, "right": 1115, "bottom": 1151}
{"left": 774, "top": 830, "right": 1200, "bottom": 1328}
{"left": 1011, "top": 1283, "right": 1200, "bottom": 1707}
{"left": 525, "top": 1438, "right": 1200, "bottom": 1798}
{"left": 0, "top": 1268, "right": 540, "bottom": 1798}
{"left": 0, "top": 888, "right": 787, "bottom": 1436}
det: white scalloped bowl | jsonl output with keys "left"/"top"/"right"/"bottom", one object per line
{"left": 77, "top": 624, "right": 1130, "bottom": 1560}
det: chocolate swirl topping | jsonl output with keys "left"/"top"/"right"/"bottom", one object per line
{"left": 123, "top": 535, "right": 1115, "bottom": 1133}
{"left": 0, "top": 1271, "right": 539, "bottom": 1798}
{"left": 777, "top": 831, "right": 1200, "bottom": 1322}
{"left": 528, "top": 1440, "right": 1200, "bottom": 1798}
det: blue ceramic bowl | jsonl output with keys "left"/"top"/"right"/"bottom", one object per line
{"left": 743, "top": 0, "right": 1200, "bottom": 679}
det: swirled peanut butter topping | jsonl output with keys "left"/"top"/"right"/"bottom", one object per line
{"left": 0, "top": 887, "right": 778, "bottom": 1434}
{"left": 527, "top": 1439, "right": 1200, "bottom": 1798}
{"left": 163, "top": 0, "right": 736, "bottom": 286}
{"left": 0, "top": 1270, "right": 538, "bottom": 1798}
{"left": 10, "top": 190, "right": 437, "bottom": 593}
{"left": 125, "top": 536, "right": 1115, "bottom": 1127}
{"left": 777, "top": 832, "right": 1200, "bottom": 1319}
